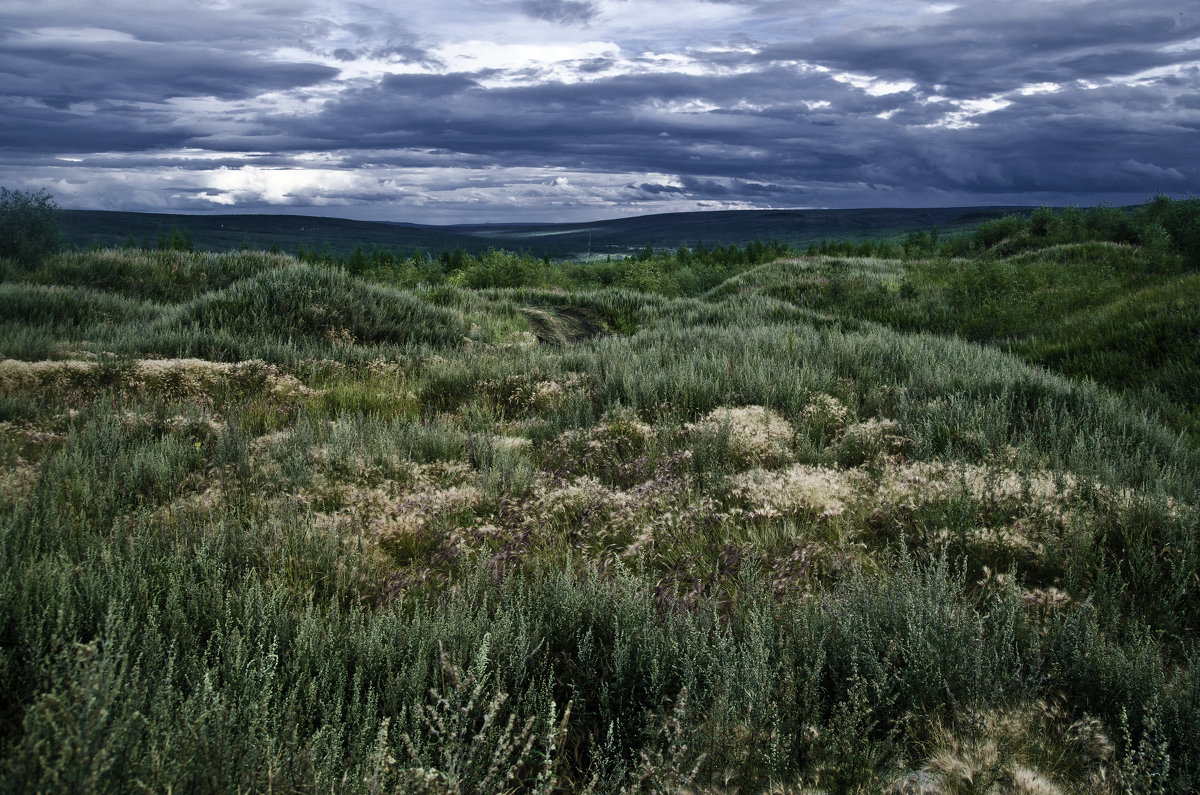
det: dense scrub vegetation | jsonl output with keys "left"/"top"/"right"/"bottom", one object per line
{"left": 715, "top": 200, "right": 1200, "bottom": 441}
{"left": 0, "top": 198, "right": 1198, "bottom": 792}
{"left": 0, "top": 188, "right": 61, "bottom": 267}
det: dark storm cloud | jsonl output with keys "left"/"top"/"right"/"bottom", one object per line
{"left": 1176, "top": 92, "right": 1200, "bottom": 110}
{"left": 242, "top": 28, "right": 1193, "bottom": 210}
{"left": 254, "top": 67, "right": 897, "bottom": 208}
{"left": 634, "top": 182, "right": 688, "bottom": 194}
{"left": 519, "top": 0, "right": 599, "bottom": 25}
{"left": 778, "top": 0, "right": 1200, "bottom": 97}
{"left": 1, "top": 0, "right": 1196, "bottom": 219}
{"left": 895, "top": 98, "right": 1196, "bottom": 198}
{"left": 0, "top": 30, "right": 339, "bottom": 109}
{"left": 328, "top": 39, "right": 438, "bottom": 66}
{"left": 378, "top": 72, "right": 485, "bottom": 98}
{"left": 0, "top": 101, "right": 197, "bottom": 154}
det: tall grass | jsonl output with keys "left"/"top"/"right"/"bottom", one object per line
{"left": 0, "top": 240, "right": 1197, "bottom": 790}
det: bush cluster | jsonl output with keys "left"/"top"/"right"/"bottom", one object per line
{"left": 0, "top": 187, "right": 61, "bottom": 268}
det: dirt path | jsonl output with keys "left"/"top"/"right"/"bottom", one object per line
{"left": 519, "top": 305, "right": 605, "bottom": 345}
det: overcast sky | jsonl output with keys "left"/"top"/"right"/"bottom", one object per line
{"left": 1, "top": 0, "right": 1196, "bottom": 222}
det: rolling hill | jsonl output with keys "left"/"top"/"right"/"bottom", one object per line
{"left": 4, "top": 203, "right": 1197, "bottom": 792}
{"left": 58, "top": 205, "right": 1034, "bottom": 260}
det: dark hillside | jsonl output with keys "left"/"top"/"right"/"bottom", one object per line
{"left": 58, "top": 206, "right": 1036, "bottom": 260}
{"left": 457, "top": 206, "right": 1033, "bottom": 255}
{"left": 57, "top": 210, "right": 498, "bottom": 258}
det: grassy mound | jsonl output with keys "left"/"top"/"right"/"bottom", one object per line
{"left": 0, "top": 282, "right": 158, "bottom": 334}
{"left": 11, "top": 248, "right": 292, "bottom": 303}
{"left": 1012, "top": 274, "right": 1200, "bottom": 405}
{"left": 162, "top": 264, "right": 471, "bottom": 355}
{"left": 714, "top": 245, "right": 1200, "bottom": 437}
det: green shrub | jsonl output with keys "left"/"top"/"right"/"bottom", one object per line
{"left": 0, "top": 187, "right": 61, "bottom": 267}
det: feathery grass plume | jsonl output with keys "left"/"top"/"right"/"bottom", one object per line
{"left": 0, "top": 356, "right": 316, "bottom": 410}
{"left": 687, "top": 405, "right": 794, "bottom": 468}
{"left": 899, "top": 702, "right": 1120, "bottom": 794}
{"left": 836, "top": 417, "right": 908, "bottom": 465}
{"left": 476, "top": 370, "right": 587, "bottom": 417}
{"left": 727, "top": 464, "right": 862, "bottom": 521}
{"left": 873, "top": 460, "right": 1077, "bottom": 518}
{"left": 539, "top": 407, "right": 658, "bottom": 486}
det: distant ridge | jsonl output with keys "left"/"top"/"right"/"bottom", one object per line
{"left": 59, "top": 206, "right": 1037, "bottom": 259}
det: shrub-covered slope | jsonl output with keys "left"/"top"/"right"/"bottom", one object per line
{"left": 714, "top": 242, "right": 1200, "bottom": 439}
{"left": 0, "top": 247, "right": 1197, "bottom": 792}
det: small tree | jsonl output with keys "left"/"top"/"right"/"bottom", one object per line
{"left": 0, "top": 187, "right": 62, "bottom": 266}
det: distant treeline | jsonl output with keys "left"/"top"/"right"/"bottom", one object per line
{"left": 805, "top": 196, "right": 1200, "bottom": 267}
{"left": 107, "top": 196, "right": 1200, "bottom": 292}
{"left": 234, "top": 236, "right": 793, "bottom": 297}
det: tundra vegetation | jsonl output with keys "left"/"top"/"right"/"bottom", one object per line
{"left": 0, "top": 197, "right": 1198, "bottom": 792}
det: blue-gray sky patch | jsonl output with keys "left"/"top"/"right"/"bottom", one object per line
{"left": 0, "top": 0, "right": 1195, "bottom": 222}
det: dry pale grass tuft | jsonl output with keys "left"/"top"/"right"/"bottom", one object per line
{"left": 140, "top": 486, "right": 226, "bottom": 527}
{"left": 312, "top": 474, "right": 483, "bottom": 562}
{"left": 688, "top": 405, "right": 794, "bottom": 467}
{"left": 799, "top": 393, "right": 852, "bottom": 432}
{"left": 0, "top": 420, "right": 65, "bottom": 447}
{"left": 931, "top": 525, "right": 1047, "bottom": 561}
{"left": 875, "top": 460, "right": 1077, "bottom": 518}
{"left": 836, "top": 417, "right": 908, "bottom": 463}
{"left": 361, "top": 357, "right": 403, "bottom": 378}
{"left": 501, "top": 330, "right": 540, "bottom": 348}
{"left": 540, "top": 408, "right": 658, "bottom": 484}
{"left": 727, "top": 464, "right": 864, "bottom": 520}
{"left": 531, "top": 468, "right": 698, "bottom": 548}
{"left": 492, "top": 435, "right": 533, "bottom": 453}
{"left": 590, "top": 409, "right": 657, "bottom": 449}
{"left": 534, "top": 475, "right": 631, "bottom": 524}
{"left": 903, "top": 703, "right": 1114, "bottom": 794}
{"left": 0, "top": 357, "right": 317, "bottom": 404}
{"left": 0, "top": 358, "right": 93, "bottom": 391}
{"left": 1004, "top": 766, "right": 1066, "bottom": 794}
{"left": 138, "top": 358, "right": 316, "bottom": 400}
{"left": 250, "top": 429, "right": 294, "bottom": 455}
{"left": 479, "top": 371, "right": 587, "bottom": 415}
{"left": 116, "top": 410, "right": 225, "bottom": 440}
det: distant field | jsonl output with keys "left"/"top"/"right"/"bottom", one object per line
{"left": 58, "top": 205, "right": 1035, "bottom": 259}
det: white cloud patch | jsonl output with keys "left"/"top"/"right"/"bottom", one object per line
{"left": 830, "top": 71, "right": 918, "bottom": 96}
{"left": 924, "top": 95, "right": 1014, "bottom": 129}
{"left": 432, "top": 40, "right": 622, "bottom": 85}
{"left": 1018, "top": 82, "right": 1061, "bottom": 96}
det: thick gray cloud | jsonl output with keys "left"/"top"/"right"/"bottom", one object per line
{"left": 519, "top": 0, "right": 599, "bottom": 25}
{"left": 0, "top": 0, "right": 1195, "bottom": 221}
{"left": 785, "top": 2, "right": 1200, "bottom": 97}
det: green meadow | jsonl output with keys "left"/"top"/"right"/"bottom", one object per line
{"left": 1, "top": 198, "right": 1198, "bottom": 792}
